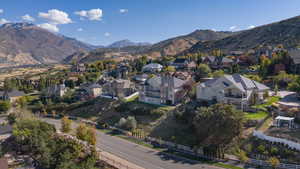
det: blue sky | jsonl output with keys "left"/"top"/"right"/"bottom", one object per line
{"left": 1, "top": 0, "right": 300, "bottom": 45}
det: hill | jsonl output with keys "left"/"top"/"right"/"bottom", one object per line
{"left": 107, "top": 39, "right": 151, "bottom": 48}
{"left": 140, "top": 29, "right": 234, "bottom": 57}
{"left": 0, "top": 23, "right": 93, "bottom": 67}
{"left": 185, "top": 16, "right": 300, "bottom": 54}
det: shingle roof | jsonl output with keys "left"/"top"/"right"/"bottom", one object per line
{"left": 147, "top": 75, "right": 186, "bottom": 88}
{"left": 225, "top": 74, "right": 269, "bottom": 91}
{"left": 0, "top": 90, "right": 25, "bottom": 97}
{"left": 173, "top": 58, "right": 188, "bottom": 63}
{"left": 143, "top": 63, "right": 163, "bottom": 69}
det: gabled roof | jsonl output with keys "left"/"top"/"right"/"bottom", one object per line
{"left": 142, "top": 63, "right": 163, "bottom": 69}
{"left": 0, "top": 90, "right": 25, "bottom": 97}
{"left": 204, "top": 56, "right": 216, "bottom": 63}
{"left": 147, "top": 75, "right": 186, "bottom": 88}
{"left": 202, "top": 74, "right": 269, "bottom": 91}
{"left": 222, "top": 57, "right": 234, "bottom": 63}
{"left": 173, "top": 58, "right": 188, "bottom": 64}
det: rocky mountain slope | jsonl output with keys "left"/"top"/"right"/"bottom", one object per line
{"left": 185, "top": 16, "right": 300, "bottom": 54}
{"left": 140, "top": 29, "right": 234, "bottom": 58}
{"left": 107, "top": 39, "right": 151, "bottom": 48}
{"left": 0, "top": 23, "right": 93, "bottom": 67}
{"left": 65, "top": 29, "right": 234, "bottom": 63}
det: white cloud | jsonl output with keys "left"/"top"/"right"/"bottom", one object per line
{"left": 39, "top": 9, "right": 72, "bottom": 24}
{"left": 229, "top": 26, "right": 237, "bottom": 30}
{"left": 22, "top": 14, "right": 35, "bottom": 22}
{"left": 104, "top": 32, "right": 110, "bottom": 37}
{"left": 0, "top": 18, "right": 9, "bottom": 24}
{"left": 120, "top": 9, "right": 128, "bottom": 13}
{"left": 77, "top": 28, "right": 83, "bottom": 32}
{"left": 38, "top": 23, "right": 59, "bottom": 32}
{"left": 75, "top": 9, "right": 103, "bottom": 21}
{"left": 248, "top": 25, "right": 255, "bottom": 29}
{"left": 0, "top": 9, "right": 4, "bottom": 14}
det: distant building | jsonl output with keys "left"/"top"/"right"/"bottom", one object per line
{"left": 44, "top": 84, "right": 67, "bottom": 98}
{"left": 139, "top": 72, "right": 192, "bottom": 105}
{"left": 196, "top": 74, "right": 269, "bottom": 110}
{"left": 171, "top": 58, "right": 196, "bottom": 70}
{"left": 0, "top": 90, "right": 25, "bottom": 103}
{"left": 142, "top": 63, "right": 163, "bottom": 73}
{"left": 71, "top": 63, "right": 86, "bottom": 72}
{"left": 203, "top": 56, "right": 234, "bottom": 69}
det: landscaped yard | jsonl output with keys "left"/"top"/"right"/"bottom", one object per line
{"left": 245, "top": 111, "right": 268, "bottom": 120}
{"left": 245, "top": 96, "right": 281, "bottom": 120}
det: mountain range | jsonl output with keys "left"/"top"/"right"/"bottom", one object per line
{"left": 66, "top": 29, "right": 235, "bottom": 63}
{"left": 2, "top": 15, "right": 300, "bottom": 67}
{"left": 106, "top": 39, "right": 151, "bottom": 48}
{"left": 0, "top": 23, "right": 93, "bottom": 67}
{"left": 185, "top": 15, "right": 300, "bottom": 54}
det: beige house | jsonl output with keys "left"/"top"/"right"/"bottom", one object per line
{"left": 82, "top": 83, "right": 102, "bottom": 98}
{"left": 197, "top": 74, "right": 269, "bottom": 110}
{"left": 102, "top": 79, "right": 136, "bottom": 99}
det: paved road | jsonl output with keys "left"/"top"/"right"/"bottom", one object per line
{"left": 42, "top": 118, "right": 221, "bottom": 169}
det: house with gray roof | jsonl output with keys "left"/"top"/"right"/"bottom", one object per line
{"left": 0, "top": 90, "right": 25, "bottom": 103}
{"left": 142, "top": 63, "right": 163, "bottom": 73}
{"left": 139, "top": 73, "right": 192, "bottom": 105}
{"left": 81, "top": 83, "right": 102, "bottom": 98}
{"left": 203, "top": 56, "right": 234, "bottom": 69}
{"left": 196, "top": 74, "right": 269, "bottom": 110}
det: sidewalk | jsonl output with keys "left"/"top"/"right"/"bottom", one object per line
{"left": 100, "top": 151, "right": 145, "bottom": 169}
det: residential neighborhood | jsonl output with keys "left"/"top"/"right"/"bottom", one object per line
{"left": 0, "top": 1, "right": 300, "bottom": 169}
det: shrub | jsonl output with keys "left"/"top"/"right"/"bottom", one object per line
{"left": 117, "top": 116, "right": 137, "bottom": 131}
{"left": 267, "top": 157, "right": 280, "bottom": 169}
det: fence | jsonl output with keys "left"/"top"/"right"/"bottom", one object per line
{"left": 45, "top": 116, "right": 300, "bottom": 169}
{"left": 253, "top": 130, "right": 300, "bottom": 151}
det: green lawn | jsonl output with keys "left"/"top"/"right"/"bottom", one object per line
{"left": 246, "top": 96, "right": 280, "bottom": 120}
{"left": 245, "top": 111, "right": 268, "bottom": 120}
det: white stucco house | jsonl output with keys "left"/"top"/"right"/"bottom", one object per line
{"left": 196, "top": 74, "right": 270, "bottom": 110}
{"left": 142, "top": 63, "right": 163, "bottom": 73}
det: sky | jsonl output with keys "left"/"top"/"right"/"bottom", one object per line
{"left": 1, "top": 0, "right": 300, "bottom": 46}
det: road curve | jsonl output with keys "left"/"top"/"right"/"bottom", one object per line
{"left": 42, "top": 118, "right": 221, "bottom": 169}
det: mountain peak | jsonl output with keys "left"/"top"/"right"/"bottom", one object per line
{"left": 107, "top": 39, "right": 151, "bottom": 48}
{"left": 1, "top": 22, "right": 35, "bottom": 29}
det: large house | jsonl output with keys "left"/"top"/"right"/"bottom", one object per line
{"left": 44, "top": 84, "right": 67, "bottom": 98}
{"left": 102, "top": 79, "right": 136, "bottom": 99}
{"left": 142, "top": 63, "right": 163, "bottom": 73}
{"left": 170, "top": 58, "right": 196, "bottom": 70}
{"left": 139, "top": 72, "right": 192, "bottom": 105}
{"left": 196, "top": 74, "right": 269, "bottom": 110}
{"left": 81, "top": 83, "right": 102, "bottom": 98}
{"left": 202, "top": 56, "right": 234, "bottom": 69}
{"left": 0, "top": 90, "right": 25, "bottom": 103}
